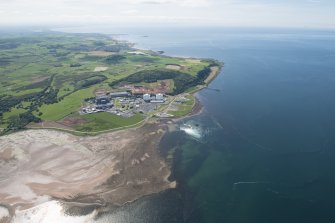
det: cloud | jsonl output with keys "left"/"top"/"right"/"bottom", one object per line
{"left": 308, "top": 0, "right": 321, "bottom": 2}
{"left": 129, "top": 0, "right": 211, "bottom": 7}
{"left": 121, "top": 9, "right": 139, "bottom": 15}
{"left": 0, "top": 0, "right": 334, "bottom": 28}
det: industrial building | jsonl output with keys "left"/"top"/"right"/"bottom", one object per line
{"left": 156, "top": 93, "right": 164, "bottom": 101}
{"left": 143, "top": 93, "right": 165, "bottom": 103}
{"left": 96, "top": 95, "right": 113, "bottom": 109}
{"left": 143, "top": 93, "right": 151, "bottom": 102}
{"left": 109, "top": 91, "right": 131, "bottom": 98}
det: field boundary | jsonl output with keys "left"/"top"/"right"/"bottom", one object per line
{"left": 27, "top": 117, "right": 148, "bottom": 136}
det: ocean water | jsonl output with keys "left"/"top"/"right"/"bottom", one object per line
{"left": 55, "top": 27, "right": 335, "bottom": 222}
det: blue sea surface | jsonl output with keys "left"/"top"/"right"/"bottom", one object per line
{"left": 58, "top": 26, "right": 335, "bottom": 222}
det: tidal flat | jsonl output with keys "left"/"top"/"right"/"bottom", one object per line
{"left": 0, "top": 121, "right": 176, "bottom": 221}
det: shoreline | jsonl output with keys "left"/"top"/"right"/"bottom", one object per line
{"left": 0, "top": 95, "right": 206, "bottom": 221}
{"left": 0, "top": 121, "right": 177, "bottom": 221}
{"left": 0, "top": 33, "right": 222, "bottom": 221}
{"left": 22, "top": 63, "right": 222, "bottom": 136}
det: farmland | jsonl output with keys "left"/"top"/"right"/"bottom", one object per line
{"left": 0, "top": 31, "right": 221, "bottom": 133}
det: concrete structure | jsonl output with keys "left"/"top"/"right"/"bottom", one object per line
{"left": 150, "top": 100, "right": 164, "bottom": 103}
{"left": 156, "top": 93, "right": 164, "bottom": 101}
{"left": 110, "top": 91, "right": 131, "bottom": 98}
{"left": 96, "top": 95, "right": 113, "bottom": 109}
{"left": 143, "top": 94, "right": 151, "bottom": 102}
{"left": 96, "top": 95, "right": 110, "bottom": 105}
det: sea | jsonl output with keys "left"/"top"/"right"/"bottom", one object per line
{"left": 30, "top": 26, "right": 335, "bottom": 222}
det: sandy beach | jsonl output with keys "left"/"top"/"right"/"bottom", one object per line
{"left": 0, "top": 121, "right": 175, "bottom": 222}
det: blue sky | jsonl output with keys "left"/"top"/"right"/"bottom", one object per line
{"left": 0, "top": 0, "right": 334, "bottom": 28}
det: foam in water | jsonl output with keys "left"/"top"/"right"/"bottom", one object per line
{"left": 0, "top": 206, "right": 10, "bottom": 221}
{"left": 12, "top": 201, "right": 97, "bottom": 223}
{"left": 180, "top": 122, "right": 203, "bottom": 139}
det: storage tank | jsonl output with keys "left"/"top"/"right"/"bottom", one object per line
{"left": 143, "top": 94, "right": 151, "bottom": 101}
{"left": 156, "top": 93, "right": 164, "bottom": 100}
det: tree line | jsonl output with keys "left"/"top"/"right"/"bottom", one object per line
{"left": 109, "top": 65, "right": 214, "bottom": 95}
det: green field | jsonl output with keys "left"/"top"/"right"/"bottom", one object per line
{"left": 169, "top": 95, "right": 196, "bottom": 117}
{"left": 0, "top": 31, "right": 219, "bottom": 133}
{"left": 75, "top": 113, "right": 144, "bottom": 132}
{"left": 38, "top": 87, "right": 95, "bottom": 120}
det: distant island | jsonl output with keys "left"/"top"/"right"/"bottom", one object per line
{"left": 0, "top": 31, "right": 222, "bottom": 135}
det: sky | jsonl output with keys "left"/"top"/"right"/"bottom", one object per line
{"left": 0, "top": 0, "right": 334, "bottom": 28}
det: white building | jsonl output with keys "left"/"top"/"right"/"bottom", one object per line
{"left": 156, "top": 93, "right": 164, "bottom": 101}
{"left": 143, "top": 94, "right": 151, "bottom": 101}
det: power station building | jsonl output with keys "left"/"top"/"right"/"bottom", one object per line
{"left": 143, "top": 93, "right": 151, "bottom": 102}
{"left": 109, "top": 91, "right": 131, "bottom": 98}
{"left": 156, "top": 93, "right": 164, "bottom": 101}
{"left": 96, "top": 95, "right": 113, "bottom": 109}
{"left": 143, "top": 93, "right": 165, "bottom": 103}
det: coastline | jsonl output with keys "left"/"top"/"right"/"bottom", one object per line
{"left": 172, "top": 94, "right": 204, "bottom": 123}
{"left": 0, "top": 33, "right": 222, "bottom": 221}
{"left": 0, "top": 89, "right": 211, "bottom": 222}
{"left": 0, "top": 121, "right": 176, "bottom": 221}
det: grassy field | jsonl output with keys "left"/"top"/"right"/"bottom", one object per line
{"left": 38, "top": 87, "right": 95, "bottom": 120}
{"left": 0, "top": 31, "right": 218, "bottom": 133}
{"left": 169, "top": 95, "right": 196, "bottom": 117}
{"left": 75, "top": 113, "right": 144, "bottom": 132}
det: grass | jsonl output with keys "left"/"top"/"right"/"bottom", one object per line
{"left": 0, "top": 107, "right": 26, "bottom": 128}
{"left": 39, "top": 87, "right": 95, "bottom": 121}
{"left": 169, "top": 95, "right": 195, "bottom": 117}
{"left": 75, "top": 112, "right": 144, "bottom": 132}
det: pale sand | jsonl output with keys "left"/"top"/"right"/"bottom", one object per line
{"left": 204, "top": 66, "right": 220, "bottom": 84}
{"left": 0, "top": 206, "right": 10, "bottom": 223}
{"left": 0, "top": 122, "right": 175, "bottom": 219}
{"left": 94, "top": 67, "right": 109, "bottom": 72}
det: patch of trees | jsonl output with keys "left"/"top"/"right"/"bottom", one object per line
{"left": 20, "top": 87, "right": 59, "bottom": 111}
{"left": 209, "top": 61, "right": 222, "bottom": 67}
{"left": 0, "top": 93, "right": 45, "bottom": 134}
{"left": 0, "top": 59, "right": 11, "bottom": 66}
{"left": 68, "top": 44, "right": 92, "bottom": 52}
{"left": 0, "top": 43, "right": 20, "bottom": 50}
{"left": 58, "top": 75, "right": 107, "bottom": 101}
{"left": 70, "top": 63, "right": 82, "bottom": 67}
{"left": 39, "top": 88, "right": 59, "bottom": 105}
{"left": 78, "top": 75, "right": 107, "bottom": 88}
{"left": 0, "top": 91, "right": 40, "bottom": 114}
{"left": 110, "top": 69, "right": 179, "bottom": 85}
{"left": 96, "top": 44, "right": 131, "bottom": 52}
{"left": 0, "top": 96, "right": 24, "bottom": 114}
{"left": 53, "top": 63, "right": 63, "bottom": 67}
{"left": 94, "top": 41, "right": 106, "bottom": 47}
{"left": 110, "top": 66, "right": 215, "bottom": 95}
{"left": 104, "top": 55, "right": 126, "bottom": 64}
{"left": 110, "top": 69, "right": 200, "bottom": 95}
{"left": 84, "top": 97, "right": 95, "bottom": 102}
{"left": 0, "top": 74, "right": 59, "bottom": 116}
{"left": 196, "top": 66, "right": 211, "bottom": 82}
{"left": 55, "top": 51, "right": 71, "bottom": 57}
{"left": 173, "top": 75, "right": 198, "bottom": 95}
{"left": 3, "top": 112, "right": 41, "bottom": 134}
{"left": 46, "top": 44, "right": 64, "bottom": 50}
{"left": 28, "top": 75, "right": 58, "bottom": 106}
